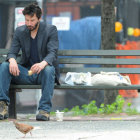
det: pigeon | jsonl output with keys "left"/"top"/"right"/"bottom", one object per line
{"left": 13, "top": 121, "right": 39, "bottom": 138}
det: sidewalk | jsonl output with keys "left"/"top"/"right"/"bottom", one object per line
{"left": 0, "top": 114, "right": 140, "bottom": 140}
{"left": 17, "top": 113, "right": 140, "bottom": 121}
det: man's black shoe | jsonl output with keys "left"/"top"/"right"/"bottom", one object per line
{"left": 36, "top": 110, "right": 50, "bottom": 121}
{"left": 0, "top": 101, "right": 8, "bottom": 120}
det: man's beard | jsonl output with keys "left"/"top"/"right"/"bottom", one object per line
{"left": 27, "top": 22, "right": 39, "bottom": 31}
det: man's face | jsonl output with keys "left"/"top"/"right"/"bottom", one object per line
{"left": 25, "top": 14, "right": 40, "bottom": 31}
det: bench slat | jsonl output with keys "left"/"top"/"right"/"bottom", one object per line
{"left": 10, "top": 84, "right": 140, "bottom": 90}
{"left": 1, "top": 57, "right": 140, "bottom": 65}
{"left": 0, "top": 49, "right": 9, "bottom": 54}
{"left": 1, "top": 49, "right": 140, "bottom": 56}
{"left": 60, "top": 67, "right": 140, "bottom": 74}
{"left": 59, "top": 58, "right": 140, "bottom": 65}
{"left": 0, "top": 57, "right": 6, "bottom": 62}
{"left": 58, "top": 50, "right": 140, "bottom": 56}
{"left": 55, "top": 84, "right": 140, "bottom": 90}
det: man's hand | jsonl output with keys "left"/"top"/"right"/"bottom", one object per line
{"left": 30, "top": 61, "right": 48, "bottom": 74}
{"left": 9, "top": 58, "right": 20, "bottom": 76}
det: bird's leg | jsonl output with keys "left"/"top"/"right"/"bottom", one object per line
{"left": 22, "top": 134, "right": 26, "bottom": 138}
{"left": 30, "top": 132, "right": 32, "bottom": 136}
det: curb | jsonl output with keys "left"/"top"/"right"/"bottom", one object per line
{"left": 16, "top": 114, "right": 140, "bottom": 121}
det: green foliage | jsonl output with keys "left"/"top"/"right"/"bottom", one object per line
{"left": 50, "top": 111, "right": 55, "bottom": 115}
{"left": 82, "top": 100, "right": 98, "bottom": 115}
{"left": 62, "top": 108, "right": 69, "bottom": 112}
{"left": 98, "top": 95, "right": 124, "bottom": 114}
{"left": 71, "top": 106, "right": 85, "bottom": 116}
{"left": 125, "top": 102, "right": 139, "bottom": 115}
{"left": 50, "top": 95, "right": 139, "bottom": 116}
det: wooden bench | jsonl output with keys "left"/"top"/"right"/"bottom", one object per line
{"left": 1, "top": 49, "right": 140, "bottom": 118}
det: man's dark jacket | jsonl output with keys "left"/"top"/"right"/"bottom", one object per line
{"left": 7, "top": 22, "right": 60, "bottom": 84}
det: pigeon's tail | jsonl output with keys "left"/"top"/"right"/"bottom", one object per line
{"left": 33, "top": 126, "right": 41, "bottom": 130}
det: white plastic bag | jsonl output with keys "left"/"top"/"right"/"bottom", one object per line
{"left": 65, "top": 72, "right": 91, "bottom": 86}
{"left": 91, "top": 71, "right": 131, "bottom": 86}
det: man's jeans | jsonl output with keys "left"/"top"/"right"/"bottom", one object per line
{"left": 0, "top": 62, "right": 55, "bottom": 113}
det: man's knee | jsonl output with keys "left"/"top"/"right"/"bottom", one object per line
{"left": 1, "top": 62, "right": 9, "bottom": 71}
{"left": 43, "top": 66, "right": 55, "bottom": 75}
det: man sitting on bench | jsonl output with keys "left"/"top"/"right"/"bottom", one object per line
{"left": 0, "top": 3, "right": 59, "bottom": 121}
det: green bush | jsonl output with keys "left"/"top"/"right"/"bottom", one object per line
{"left": 51, "top": 95, "right": 139, "bottom": 116}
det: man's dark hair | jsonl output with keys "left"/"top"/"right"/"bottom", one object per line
{"left": 22, "top": 3, "right": 42, "bottom": 19}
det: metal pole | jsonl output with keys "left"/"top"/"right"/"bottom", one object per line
{"left": 36, "top": 0, "right": 43, "bottom": 113}
{"left": 37, "top": 0, "right": 43, "bottom": 8}
{"left": 43, "top": 0, "right": 47, "bottom": 23}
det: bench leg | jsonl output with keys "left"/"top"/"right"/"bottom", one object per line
{"left": 8, "top": 89, "right": 17, "bottom": 119}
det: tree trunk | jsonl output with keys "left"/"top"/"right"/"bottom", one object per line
{"left": 101, "top": 0, "right": 115, "bottom": 49}
{"left": 101, "top": 0, "right": 118, "bottom": 105}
